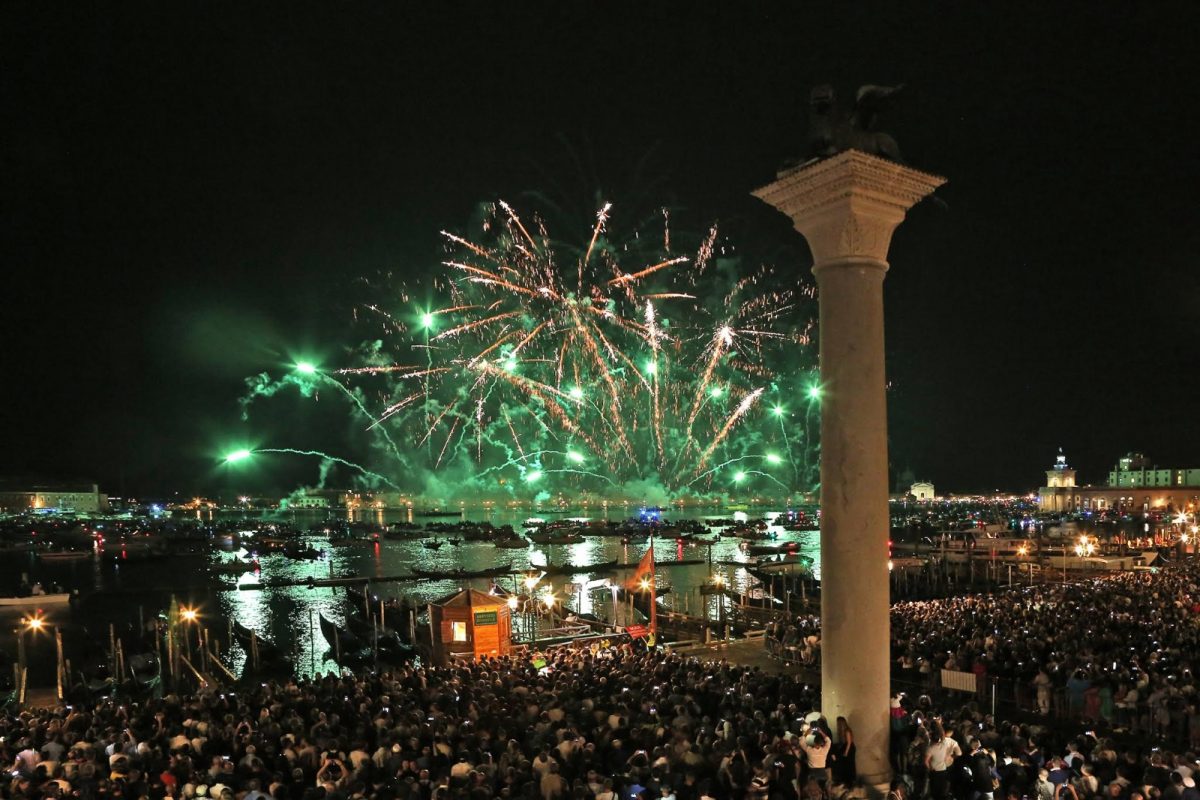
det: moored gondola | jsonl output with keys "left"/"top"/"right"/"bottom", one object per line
{"left": 231, "top": 621, "right": 291, "bottom": 669}
{"left": 343, "top": 614, "right": 417, "bottom": 660}
{"left": 410, "top": 564, "right": 512, "bottom": 580}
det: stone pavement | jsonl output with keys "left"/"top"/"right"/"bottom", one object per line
{"left": 671, "top": 637, "right": 821, "bottom": 681}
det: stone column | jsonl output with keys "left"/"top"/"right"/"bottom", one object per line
{"left": 753, "top": 151, "right": 944, "bottom": 787}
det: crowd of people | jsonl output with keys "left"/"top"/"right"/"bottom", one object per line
{"left": 0, "top": 643, "right": 857, "bottom": 800}
{"left": 4, "top": 560, "right": 1200, "bottom": 800}
{"left": 889, "top": 560, "right": 1200, "bottom": 745}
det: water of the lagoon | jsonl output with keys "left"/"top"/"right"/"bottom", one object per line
{"left": 5, "top": 508, "right": 818, "bottom": 678}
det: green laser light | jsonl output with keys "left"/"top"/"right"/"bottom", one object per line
{"left": 772, "top": 405, "right": 785, "bottom": 416}
{"left": 569, "top": 386, "right": 584, "bottom": 400}
{"left": 710, "top": 386, "right": 724, "bottom": 398}
{"left": 420, "top": 312, "right": 435, "bottom": 329}
{"left": 807, "top": 385, "right": 822, "bottom": 400}
{"left": 766, "top": 453, "right": 783, "bottom": 465}
{"left": 567, "top": 451, "right": 585, "bottom": 464}
{"left": 225, "top": 449, "right": 253, "bottom": 463}
{"left": 295, "top": 362, "right": 317, "bottom": 375}
{"left": 734, "top": 471, "right": 746, "bottom": 483}
{"left": 525, "top": 470, "right": 543, "bottom": 483}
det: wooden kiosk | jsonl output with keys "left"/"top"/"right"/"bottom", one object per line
{"left": 429, "top": 588, "right": 512, "bottom": 663}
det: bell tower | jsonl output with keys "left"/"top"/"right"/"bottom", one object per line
{"left": 1045, "top": 447, "right": 1076, "bottom": 488}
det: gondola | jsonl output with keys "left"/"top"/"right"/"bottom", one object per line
{"left": 231, "top": 621, "right": 290, "bottom": 667}
{"left": 344, "top": 614, "right": 418, "bottom": 660}
{"left": 530, "top": 559, "right": 619, "bottom": 576}
{"left": 127, "top": 652, "right": 161, "bottom": 696}
{"left": 283, "top": 544, "right": 322, "bottom": 560}
{"left": 526, "top": 531, "right": 585, "bottom": 545}
{"left": 422, "top": 540, "right": 443, "bottom": 550}
{"left": 492, "top": 537, "right": 528, "bottom": 549}
{"left": 318, "top": 612, "right": 364, "bottom": 656}
{"left": 410, "top": 564, "right": 512, "bottom": 580}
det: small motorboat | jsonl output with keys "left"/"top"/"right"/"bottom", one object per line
{"left": 422, "top": 540, "right": 443, "bottom": 550}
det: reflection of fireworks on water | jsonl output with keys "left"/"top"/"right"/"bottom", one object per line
{"left": 245, "top": 201, "right": 819, "bottom": 496}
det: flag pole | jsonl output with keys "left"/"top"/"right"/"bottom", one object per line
{"left": 649, "top": 538, "right": 656, "bottom": 643}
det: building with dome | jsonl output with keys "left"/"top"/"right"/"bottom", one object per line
{"left": 1038, "top": 450, "right": 1200, "bottom": 514}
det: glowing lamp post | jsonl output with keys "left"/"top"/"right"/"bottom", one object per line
{"left": 17, "top": 614, "right": 66, "bottom": 701}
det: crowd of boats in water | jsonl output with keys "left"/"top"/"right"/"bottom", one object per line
{"left": 0, "top": 500, "right": 1189, "bottom": 705}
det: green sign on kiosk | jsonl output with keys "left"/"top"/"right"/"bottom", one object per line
{"left": 474, "top": 610, "right": 498, "bottom": 626}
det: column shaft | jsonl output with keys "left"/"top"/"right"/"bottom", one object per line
{"left": 817, "top": 257, "right": 891, "bottom": 786}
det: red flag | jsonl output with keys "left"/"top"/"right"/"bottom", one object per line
{"left": 624, "top": 544, "right": 657, "bottom": 639}
{"left": 624, "top": 544, "right": 654, "bottom": 591}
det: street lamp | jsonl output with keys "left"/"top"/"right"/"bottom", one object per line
{"left": 179, "top": 606, "right": 200, "bottom": 662}
{"left": 18, "top": 614, "right": 65, "bottom": 701}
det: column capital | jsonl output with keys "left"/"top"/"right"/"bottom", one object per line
{"left": 752, "top": 150, "right": 946, "bottom": 266}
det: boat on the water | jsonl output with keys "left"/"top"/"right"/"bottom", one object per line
{"left": 527, "top": 530, "right": 585, "bottom": 545}
{"left": 319, "top": 613, "right": 365, "bottom": 658}
{"left": 37, "top": 550, "right": 92, "bottom": 562}
{"left": 344, "top": 614, "right": 417, "bottom": 659}
{"left": 422, "top": 540, "right": 443, "bottom": 550}
{"left": 493, "top": 537, "right": 528, "bottom": 549}
{"left": 530, "top": 559, "right": 620, "bottom": 576}
{"left": 127, "top": 653, "right": 161, "bottom": 695}
{"left": 231, "top": 621, "right": 290, "bottom": 667}
{"left": 211, "top": 558, "right": 259, "bottom": 574}
{"left": 415, "top": 509, "right": 462, "bottom": 518}
{"left": 0, "top": 592, "right": 71, "bottom": 607}
{"left": 411, "top": 564, "right": 512, "bottom": 580}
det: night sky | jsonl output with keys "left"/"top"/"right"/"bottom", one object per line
{"left": 5, "top": 4, "right": 1199, "bottom": 497}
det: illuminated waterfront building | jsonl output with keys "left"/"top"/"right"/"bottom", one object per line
{"left": 909, "top": 482, "right": 936, "bottom": 501}
{"left": 0, "top": 481, "right": 109, "bottom": 513}
{"left": 1038, "top": 450, "right": 1200, "bottom": 513}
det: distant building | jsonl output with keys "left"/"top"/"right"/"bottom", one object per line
{"left": 1107, "top": 452, "right": 1200, "bottom": 488}
{"left": 910, "top": 482, "right": 936, "bottom": 501}
{"left": 281, "top": 491, "right": 331, "bottom": 510}
{"left": 1038, "top": 450, "right": 1200, "bottom": 513}
{"left": 0, "top": 482, "right": 109, "bottom": 513}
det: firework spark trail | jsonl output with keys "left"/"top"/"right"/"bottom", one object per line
{"left": 542, "top": 468, "right": 616, "bottom": 486}
{"left": 368, "top": 392, "right": 422, "bottom": 429}
{"left": 435, "top": 417, "right": 460, "bottom": 468}
{"left": 499, "top": 201, "right": 538, "bottom": 252}
{"left": 580, "top": 202, "right": 612, "bottom": 296}
{"left": 501, "top": 408, "right": 525, "bottom": 458}
{"left": 686, "top": 455, "right": 763, "bottom": 486}
{"left": 477, "top": 361, "right": 601, "bottom": 456}
{"left": 318, "top": 373, "right": 407, "bottom": 464}
{"left": 692, "top": 387, "right": 764, "bottom": 475}
{"left": 607, "top": 255, "right": 689, "bottom": 286}
{"left": 681, "top": 327, "right": 732, "bottom": 449}
{"left": 440, "top": 230, "right": 493, "bottom": 260}
{"left": 419, "top": 401, "right": 460, "bottom": 447}
{"left": 432, "top": 310, "right": 523, "bottom": 341}
{"left": 447, "top": 262, "right": 542, "bottom": 297}
{"left": 737, "top": 470, "right": 789, "bottom": 492}
{"left": 335, "top": 366, "right": 452, "bottom": 379}
{"left": 466, "top": 330, "right": 521, "bottom": 367}
{"left": 568, "top": 306, "right": 634, "bottom": 458}
{"left": 256, "top": 449, "right": 401, "bottom": 490}
{"left": 645, "top": 301, "right": 665, "bottom": 465}
{"left": 775, "top": 409, "right": 798, "bottom": 487}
